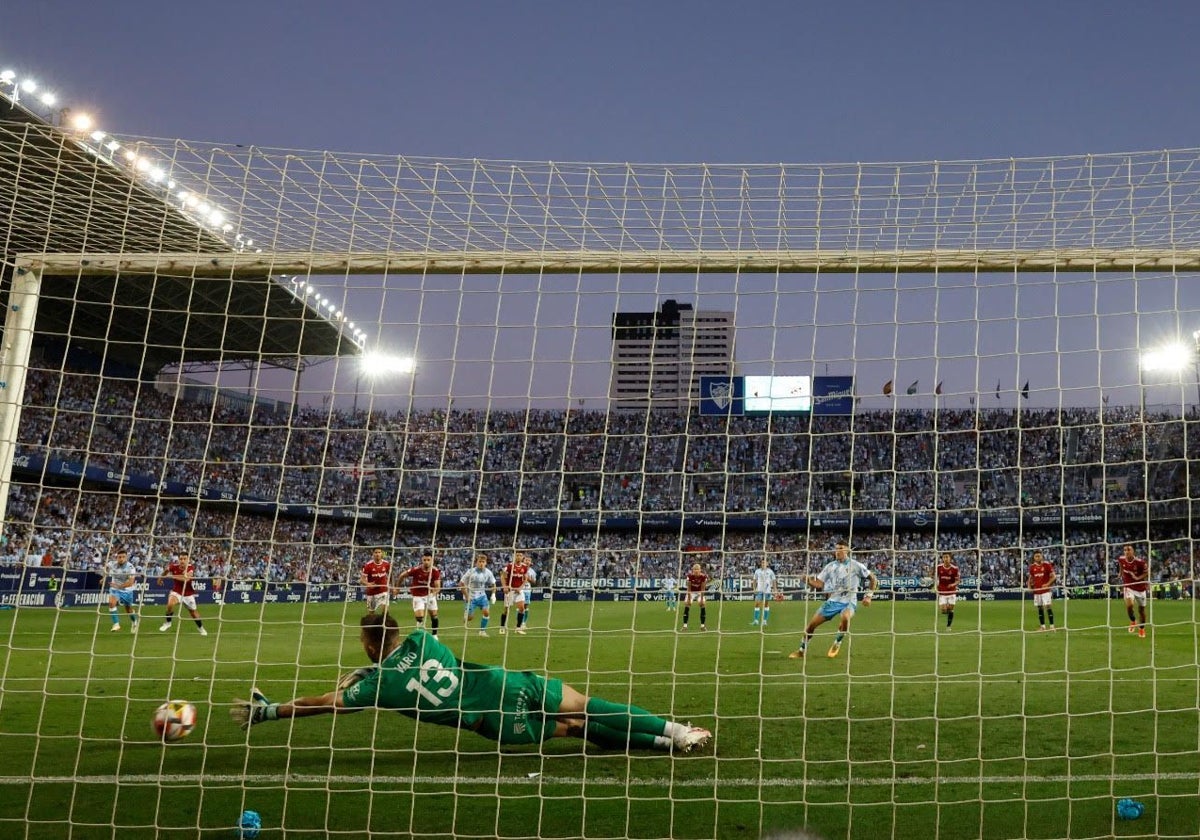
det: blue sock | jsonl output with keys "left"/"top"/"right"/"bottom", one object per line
{"left": 752, "top": 608, "right": 760, "bottom": 622}
{"left": 835, "top": 632, "right": 845, "bottom": 643}
{"left": 763, "top": 608, "right": 770, "bottom": 623}
{"left": 481, "top": 617, "right": 489, "bottom": 629}
{"left": 109, "top": 608, "right": 119, "bottom": 625}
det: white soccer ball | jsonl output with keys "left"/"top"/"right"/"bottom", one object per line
{"left": 152, "top": 700, "right": 198, "bottom": 742}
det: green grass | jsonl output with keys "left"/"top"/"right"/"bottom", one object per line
{"left": 1, "top": 597, "right": 1198, "bottom": 839}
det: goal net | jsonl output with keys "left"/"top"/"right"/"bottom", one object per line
{"left": 2, "top": 120, "right": 1200, "bottom": 839}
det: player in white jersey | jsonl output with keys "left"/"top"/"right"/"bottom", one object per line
{"left": 104, "top": 548, "right": 140, "bottom": 632}
{"left": 750, "top": 558, "right": 780, "bottom": 627}
{"left": 789, "top": 540, "right": 877, "bottom": 660}
{"left": 459, "top": 554, "right": 498, "bottom": 636}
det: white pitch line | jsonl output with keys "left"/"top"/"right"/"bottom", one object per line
{"left": 2, "top": 771, "right": 1197, "bottom": 789}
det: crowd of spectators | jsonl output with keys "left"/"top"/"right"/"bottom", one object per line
{"left": 4, "top": 367, "right": 1197, "bottom": 590}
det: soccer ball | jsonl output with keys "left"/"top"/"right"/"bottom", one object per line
{"left": 152, "top": 700, "right": 198, "bottom": 742}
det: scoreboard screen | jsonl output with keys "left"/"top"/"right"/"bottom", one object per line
{"left": 743, "top": 375, "right": 811, "bottom": 413}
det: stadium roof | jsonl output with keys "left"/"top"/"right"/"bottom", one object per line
{"left": 0, "top": 97, "right": 357, "bottom": 372}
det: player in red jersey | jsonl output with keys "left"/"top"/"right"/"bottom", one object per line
{"left": 395, "top": 550, "right": 442, "bottom": 635}
{"left": 359, "top": 548, "right": 393, "bottom": 615}
{"left": 1026, "top": 549, "right": 1058, "bottom": 631}
{"left": 158, "top": 549, "right": 208, "bottom": 636}
{"left": 682, "top": 562, "right": 709, "bottom": 631}
{"left": 500, "top": 551, "right": 532, "bottom": 635}
{"left": 1117, "top": 543, "right": 1149, "bottom": 637}
{"left": 934, "top": 552, "right": 961, "bottom": 630}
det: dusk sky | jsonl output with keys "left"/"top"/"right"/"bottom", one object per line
{"left": 4, "top": 1, "right": 1200, "bottom": 411}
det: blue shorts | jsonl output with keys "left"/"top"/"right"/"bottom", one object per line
{"left": 753, "top": 591, "right": 772, "bottom": 604}
{"left": 819, "top": 600, "right": 854, "bottom": 620}
{"left": 466, "top": 594, "right": 489, "bottom": 614}
{"left": 109, "top": 589, "right": 136, "bottom": 606}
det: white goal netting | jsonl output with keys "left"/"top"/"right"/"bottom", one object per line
{"left": 1, "top": 118, "right": 1200, "bottom": 839}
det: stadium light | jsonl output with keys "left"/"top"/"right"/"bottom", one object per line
{"left": 68, "top": 112, "right": 93, "bottom": 132}
{"left": 1140, "top": 339, "right": 1200, "bottom": 410}
{"left": 0, "top": 70, "right": 14, "bottom": 83}
{"left": 1139, "top": 342, "right": 1191, "bottom": 374}
{"left": 354, "top": 352, "right": 416, "bottom": 411}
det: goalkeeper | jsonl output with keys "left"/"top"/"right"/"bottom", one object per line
{"left": 232, "top": 613, "right": 710, "bottom": 753}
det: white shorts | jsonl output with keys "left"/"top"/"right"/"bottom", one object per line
{"left": 685, "top": 592, "right": 705, "bottom": 606}
{"left": 937, "top": 594, "right": 956, "bottom": 607}
{"left": 1033, "top": 591, "right": 1053, "bottom": 607}
{"left": 1123, "top": 587, "right": 1148, "bottom": 606}
{"left": 505, "top": 589, "right": 526, "bottom": 607}
{"left": 167, "top": 591, "right": 198, "bottom": 611}
{"left": 411, "top": 594, "right": 439, "bottom": 613}
{"left": 366, "top": 592, "right": 390, "bottom": 612}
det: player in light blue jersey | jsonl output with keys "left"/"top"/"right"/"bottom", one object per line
{"left": 662, "top": 575, "right": 678, "bottom": 611}
{"left": 460, "top": 554, "right": 498, "bottom": 636}
{"left": 522, "top": 565, "right": 536, "bottom": 628}
{"left": 105, "top": 548, "right": 140, "bottom": 632}
{"left": 750, "top": 558, "right": 780, "bottom": 627}
{"left": 789, "top": 540, "right": 877, "bottom": 659}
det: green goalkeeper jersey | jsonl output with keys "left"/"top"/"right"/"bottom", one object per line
{"left": 341, "top": 629, "right": 563, "bottom": 743}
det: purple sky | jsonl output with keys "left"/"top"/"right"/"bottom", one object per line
{"left": 4, "top": 1, "right": 1199, "bottom": 410}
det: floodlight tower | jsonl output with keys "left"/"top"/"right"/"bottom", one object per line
{"left": 354, "top": 352, "right": 416, "bottom": 412}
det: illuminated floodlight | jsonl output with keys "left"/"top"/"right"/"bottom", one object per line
{"left": 360, "top": 352, "right": 414, "bottom": 377}
{"left": 0, "top": 70, "right": 14, "bottom": 83}
{"left": 90, "top": 129, "right": 106, "bottom": 142}
{"left": 70, "top": 112, "right": 93, "bottom": 132}
{"left": 105, "top": 140, "right": 120, "bottom": 152}
{"left": 39, "top": 92, "right": 55, "bottom": 107}
{"left": 1140, "top": 342, "right": 1192, "bottom": 374}
{"left": 19, "top": 79, "right": 36, "bottom": 93}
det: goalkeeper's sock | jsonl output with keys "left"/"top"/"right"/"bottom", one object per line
{"left": 584, "top": 720, "right": 664, "bottom": 750}
{"left": 585, "top": 697, "right": 671, "bottom": 736}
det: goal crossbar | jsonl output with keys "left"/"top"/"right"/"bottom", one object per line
{"left": 17, "top": 246, "right": 1200, "bottom": 278}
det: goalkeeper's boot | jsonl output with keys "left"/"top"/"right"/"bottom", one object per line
{"left": 674, "top": 725, "right": 712, "bottom": 753}
{"left": 827, "top": 640, "right": 842, "bottom": 659}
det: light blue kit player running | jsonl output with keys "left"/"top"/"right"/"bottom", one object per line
{"left": 460, "top": 553, "right": 497, "bottom": 636}
{"left": 789, "top": 540, "right": 877, "bottom": 659}
{"left": 105, "top": 548, "right": 140, "bottom": 632}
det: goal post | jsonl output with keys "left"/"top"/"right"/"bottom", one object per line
{"left": 2, "top": 140, "right": 1200, "bottom": 839}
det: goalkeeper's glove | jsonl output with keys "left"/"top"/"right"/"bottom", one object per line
{"left": 336, "top": 666, "right": 377, "bottom": 691}
{"left": 230, "top": 687, "right": 278, "bottom": 731}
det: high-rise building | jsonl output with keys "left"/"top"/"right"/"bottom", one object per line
{"left": 610, "top": 299, "right": 734, "bottom": 410}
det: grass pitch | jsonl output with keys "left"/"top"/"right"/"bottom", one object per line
{"left": 1, "top": 596, "right": 1198, "bottom": 839}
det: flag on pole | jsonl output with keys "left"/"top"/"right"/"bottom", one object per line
{"left": 995, "top": 380, "right": 1001, "bottom": 399}
{"left": 882, "top": 380, "right": 893, "bottom": 396}
{"left": 1021, "top": 380, "right": 1030, "bottom": 400}
{"left": 935, "top": 381, "right": 943, "bottom": 396}
{"left": 906, "top": 380, "right": 919, "bottom": 395}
